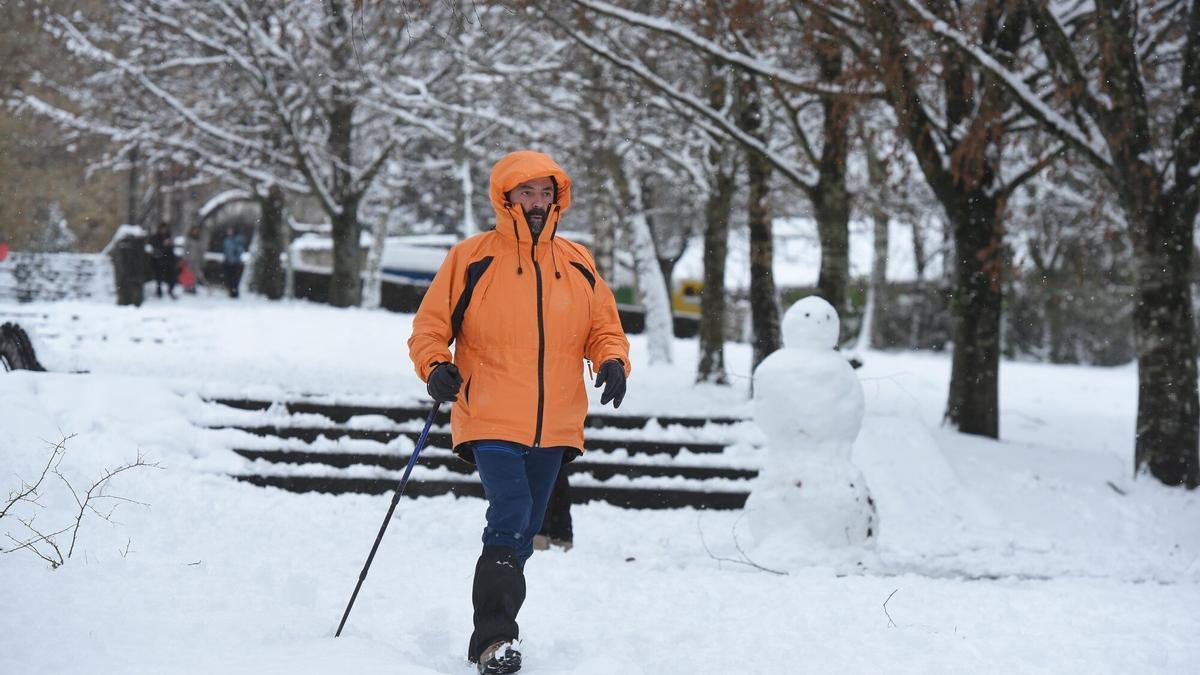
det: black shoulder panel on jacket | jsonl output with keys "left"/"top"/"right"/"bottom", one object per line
{"left": 569, "top": 261, "right": 595, "bottom": 290}
{"left": 450, "top": 256, "right": 494, "bottom": 343}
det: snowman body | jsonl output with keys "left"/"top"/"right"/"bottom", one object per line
{"left": 745, "top": 297, "right": 877, "bottom": 549}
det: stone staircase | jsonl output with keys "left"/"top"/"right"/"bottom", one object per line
{"left": 201, "top": 397, "right": 761, "bottom": 510}
{"left": 0, "top": 252, "right": 114, "bottom": 303}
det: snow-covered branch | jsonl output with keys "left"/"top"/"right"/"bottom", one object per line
{"left": 898, "top": 0, "right": 1112, "bottom": 168}
{"left": 541, "top": 8, "right": 820, "bottom": 189}
{"left": 564, "top": 0, "right": 885, "bottom": 98}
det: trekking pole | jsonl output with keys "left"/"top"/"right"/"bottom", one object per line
{"left": 335, "top": 401, "right": 442, "bottom": 637}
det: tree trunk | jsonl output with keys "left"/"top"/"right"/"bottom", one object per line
{"left": 329, "top": 197, "right": 362, "bottom": 307}
{"left": 696, "top": 159, "right": 736, "bottom": 384}
{"left": 591, "top": 188, "right": 616, "bottom": 283}
{"left": 1095, "top": 0, "right": 1200, "bottom": 487}
{"left": 1129, "top": 195, "right": 1199, "bottom": 487}
{"left": 602, "top": 150, "right": 673, "bottom": 364}
{"left": 813, "top": 194, "right": 851, "bottom": 330}
{"left": 585, "top": 58, "right": 616, "bottom": 282}
{"left": 126, "top": 144, "right": 140, "bottom": 226}
{"left": 861, "top": 139, "right": 890, "bottom": 350}
{"left": 909, "top": 218, "right": 928, "bottom": 347}
{"left": 696, "top": 55, "right": 736, "bottom": 385}
{"left": 856, "top": 208, "right": 889, "bottom": 351}
{"left": 456, "top": 120, "right": 477, "bottom": 239}
{"left": 943, "top": 193, "right": 1003, "bottom": 438}
{"left": 253, "top": 185, "right": 286, "bottom": 300}
{"left": 630, "top": 211, "right": 674, "bottom": 364}
{"left": 361, "top": 219, "right": 387, "bottom": 309}
{"left": 325, "top": 88, "right": 360, "bottom": 306}
{"left": 325, "top": 0, "right": 360, "bottom": 308}
{"left": 110, "top": 232, "right": 147, "bottom": 306}
{"left": 747, "top": 152, "right": 780, "bottom": 371}
{"left": 624, "top": 175, "right": 673, "bottom": 365}
{"left": 739, "top": 72, "right": 781, "bottom": 371}
{"left": 810, "top": 46, "right": 852, "bottom": 327}
{"left": 657, "top": 256, "right": 676, "bottom": 301}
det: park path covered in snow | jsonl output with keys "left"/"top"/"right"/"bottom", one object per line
{"left": 1, "top": 297, "right": 1197, "bottom": 674}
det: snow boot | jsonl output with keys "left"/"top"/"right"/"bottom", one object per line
{"left": 477, "top": 640, "right": 522, "bottom": 674}
{"left": 468, "top": 545, "right": 526, "bottom": 665}
{"left": 532, "top": 534, "right": 573, "bottom": 552}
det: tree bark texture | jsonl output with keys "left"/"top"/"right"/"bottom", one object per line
{"left": 126, "top": 145, "right": 140, "bottom": 226}
{"left": 253, "top": 185, "right": 286, "bottom": 300}
{"left": 325, "top": 0, "right": 361, "bottom": 308}
{"left": 1129, "top": 203, "right": 1200, "bottom": 488}
{"left": 696, "top": 57, "right": 736, "bottom": 385}
{"left": 584, "top": 55, "right": 616, "bottom": 282}
{"left": 697, "top": 160, "right": 736, "bottom": 384}
{"left": 329, "top": 196, "right": 362, "bottom": 308}
{"left": 867, "top": 208, "right": 889, "bottom": 349}
{"left": 1092, "top": 0, "right": 1200, "bottom": 487}
{"left": 810, "top": 46, "right": 851, "bottom": 327}
{"left": 739, "top": 72, "right": 780, "bottom": 371}
{"left": 943, "top": 193, "right": 1003, "bottom": 438}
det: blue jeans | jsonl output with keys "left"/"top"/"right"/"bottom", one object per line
{"left": 473, "top": 440, "right": 566, "bottom": 564}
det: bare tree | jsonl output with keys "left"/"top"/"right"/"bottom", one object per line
{"left": 903, "top": 0, "right": 1200, "bottom": 485}
{"left": 23, "top": 0, "right": 473, "bottom": 307}
{"left": 554, "top": 0, "right": 884, "bottom": 371}
{"left": 827, "top": 0, "right": 1061, "bottom": 438}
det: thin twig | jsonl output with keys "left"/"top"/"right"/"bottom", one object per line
{"left": 0, "top": 434, "right": 74, "bottom": 521}
{"left": 67, "top": 455, "right": 160, "bottom": 558}
{"left": 3, "top": 435, "right": 158, "bottom": 567}
{"left": 696, "top": 513, "right": 788, "bottom": 576}
{"left": 883, "top": 588, "right": 899, "bottom": 627}
{"left": 730, "top": 512, "right": 789, "bottom": 576}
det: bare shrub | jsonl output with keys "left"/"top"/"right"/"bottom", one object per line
{"left": 2, "top": 434, "right": 159, "bottom": 568}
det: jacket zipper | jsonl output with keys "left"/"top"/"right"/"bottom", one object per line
{"left": 531, "top": 235, "right": 546, "bottom": 448}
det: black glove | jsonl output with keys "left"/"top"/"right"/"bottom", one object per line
{"left": 427, "top": 362, "right": 462, "bottom": 402}
{"left": 594, "top": 359, "right": 626, "bottom": 408}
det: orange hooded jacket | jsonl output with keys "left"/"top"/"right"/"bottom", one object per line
{"left": 407, "top": 150, "right": 631, "bottom": 460}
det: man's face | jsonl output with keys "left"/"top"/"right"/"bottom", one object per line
{"left": 509, "top": 176, "right": 554, "bottom": 233}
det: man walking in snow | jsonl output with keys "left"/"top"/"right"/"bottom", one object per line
{"left": 409, "top": 150, "right": 630, "bottom": 674}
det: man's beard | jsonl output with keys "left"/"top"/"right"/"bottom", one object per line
{"left": 524, "top": 207, "right": 547, "bottom": 235}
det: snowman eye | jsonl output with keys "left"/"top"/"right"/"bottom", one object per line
{"left": 804, "top": 312, "right": 810, "bottom": 317}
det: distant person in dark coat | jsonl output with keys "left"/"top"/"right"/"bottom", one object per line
{"left": 148, "top": 222, "right": 178, "bottom": 299}
{"left": 222, "top": 226, "right": 246, "bottom": 298}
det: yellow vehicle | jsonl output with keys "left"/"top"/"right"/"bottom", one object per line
{"left": 672, "top": 279, "right": 703, "bottom": 316}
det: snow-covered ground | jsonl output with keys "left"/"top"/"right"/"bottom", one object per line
{"left": 2, "top": 295, "right": 1197, "bottom": 674}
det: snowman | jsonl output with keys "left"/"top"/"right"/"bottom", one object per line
{"left": 744, "top": 296, "right": 877, "bottom": 550}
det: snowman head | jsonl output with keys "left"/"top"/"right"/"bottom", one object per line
{"left": 782, "top": 296, "right": 839, "bottom": 349}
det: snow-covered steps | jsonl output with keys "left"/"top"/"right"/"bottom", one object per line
{"left": 202, "top": 396, "right": 761, "bottom": 509}
{"left": 232, "top": 473, "right": 748, "bottom": 509}
{"left": 232, "top": 448, "right": 758, "bottom": 482}
{"left": 217, "top": 425, "right": 729, "bottom": 456}
{"left": 209, "top": 397, "right": 746, "bottom": 429}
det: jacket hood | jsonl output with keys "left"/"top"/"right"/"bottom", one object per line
{"left": 489, "top": 151, "right": 572, "bottom": 240}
